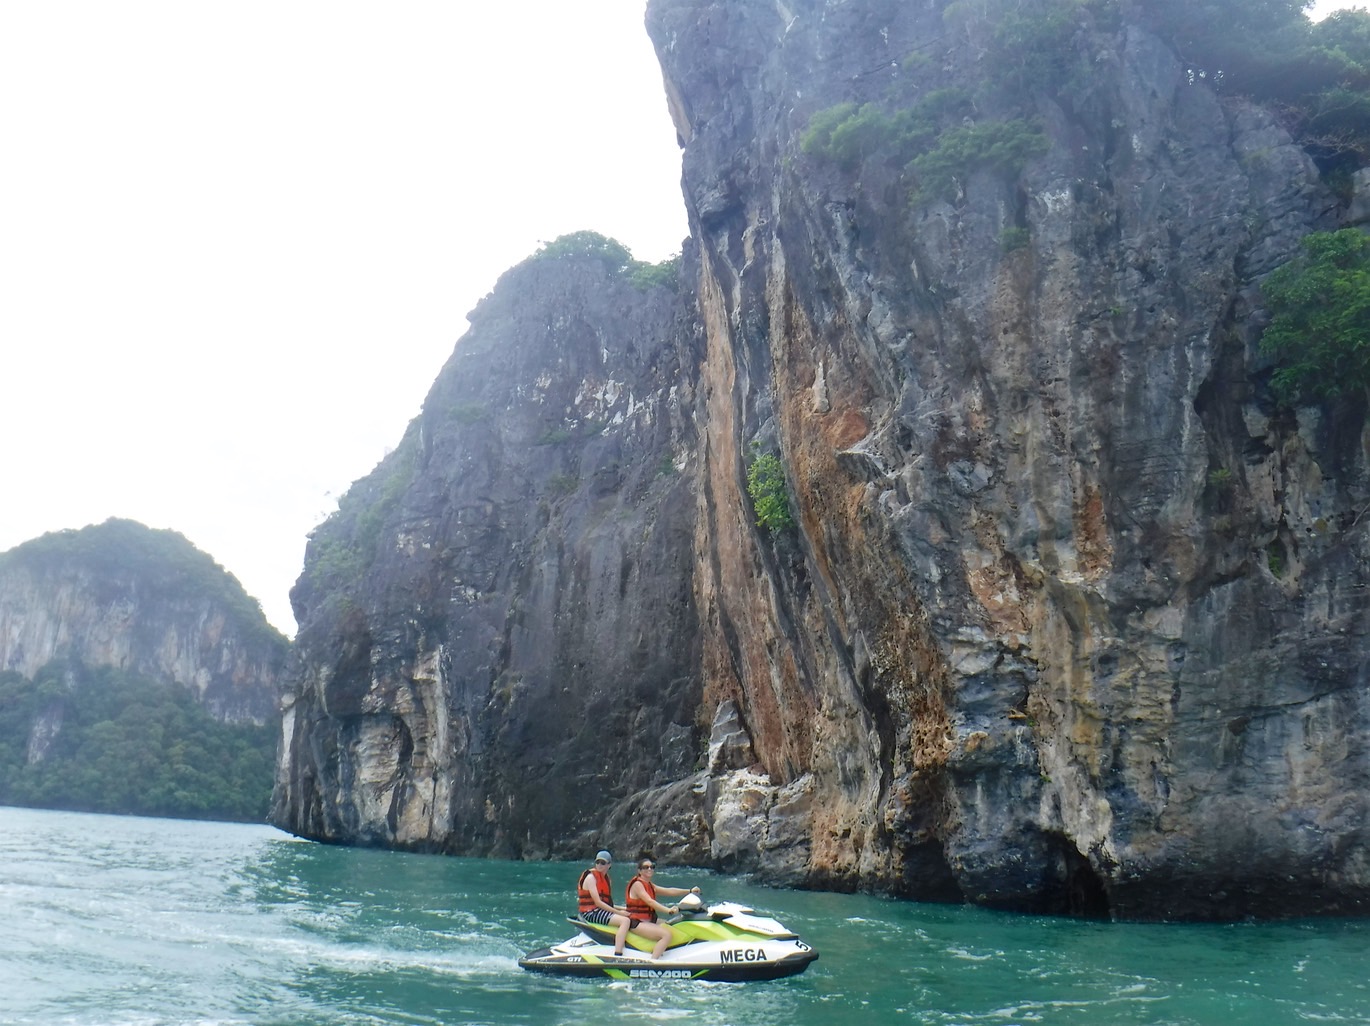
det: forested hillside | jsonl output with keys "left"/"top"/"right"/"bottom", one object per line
{"left": 0, "top": 662, "right": 274, "bottom": 821}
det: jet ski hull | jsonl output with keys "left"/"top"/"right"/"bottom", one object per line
{"left": 518, "top": 940, "right": 818, "bottom": 982}
{"left": 519, "top": 900, "right": 819, "bottom": 982}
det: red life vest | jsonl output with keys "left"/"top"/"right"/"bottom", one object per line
{"left": 577, "top": 867, "right": 611, "bottom": 913}
{"left": 625, "top": 874, "right": 657, "bottom": 922}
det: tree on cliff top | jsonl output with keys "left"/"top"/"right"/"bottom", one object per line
{"left": 534, "top": 230, "right": 634, "bottom": 270}
{"left": 1139, "top": 2, "right": 1370, "bottom": 174}
{"left": 1134, "top": 0, "right": 1312, "bottom": 74}
{"left": 532, "top": 231, "right": 680, "bottom": 291}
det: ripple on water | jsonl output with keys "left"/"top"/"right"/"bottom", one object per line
{"left": 3, "top": 808, "right": 1369, "bottom": 1026}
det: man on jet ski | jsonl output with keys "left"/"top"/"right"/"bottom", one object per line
{"left": 625, "top": 856, "right": 702, "bottom": 959}
{"left": 577, "top": 850, "right": 633, "bottom": 955}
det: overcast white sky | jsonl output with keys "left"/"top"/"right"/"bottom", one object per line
{"left": 1, "top": 1, "right": 687, "bottom": 634}
{"left": 0, "top": 1, "right": 1362, "bottom": 636}
{"left": 1312, "top": 0, "right": 1367, "bottom": 15}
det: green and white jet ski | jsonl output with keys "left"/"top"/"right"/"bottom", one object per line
{"left": 518, "top": 894, "right": 819, "bottom": 981}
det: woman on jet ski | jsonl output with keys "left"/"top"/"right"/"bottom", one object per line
{"left": 625, "top": 857, "right": 702, "bottom": 959}
{"left": 577, "top": 850, "right": 633, "bottom": 955}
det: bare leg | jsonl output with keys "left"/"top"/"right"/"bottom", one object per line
{"left": 652, "top": 928, "right": 671, "bottom": 960}
{"left": 612, "top": 914, "right": 630, "bottom": 954}
{"left": 635, "top": 921, "right": 672, "bottom": 959}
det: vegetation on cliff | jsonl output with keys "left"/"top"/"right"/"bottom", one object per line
{"left": 1133, "top": 3, "right": 1370, "bottom": 185}
{"left": 797, "top": 0, "right": 1370, "bottom": 412}
{"left": 533, "top": 230, "right": 681, "bottom": 291}
{"left": 801, "top": 1, "right": 1370, "bottom": 201}
{"left": 746, "top": 447, "right": 795, "bottom": 532}
{"left": 303, "top": 436, "right": 418, "bottom": 597}
{"left": 0, "top": 662, "right": 275, "bottom": 822}
{"left": 1260, "top": 228, "right": 1370, "bottom": 403}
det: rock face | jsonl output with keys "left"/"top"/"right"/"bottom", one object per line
{"left": 0, "top": 519, "right": 286, "bottom": 724}
{"left": 274, "top": 250, "right": 706, "bottom": 855}
{"left": 274, "top": 2, "right": 1370, "bottom": 919}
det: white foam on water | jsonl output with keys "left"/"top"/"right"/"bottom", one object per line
{"left": 947, "top": 946, "right": 998, "bottom": 962}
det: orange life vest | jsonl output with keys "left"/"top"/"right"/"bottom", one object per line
{"left": 625, "top": 874, "right": 657, "bottom": 922}
{"left": 577, "top": 867, "right": 611, "bottom": 913}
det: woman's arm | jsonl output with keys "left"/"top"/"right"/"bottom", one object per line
{"left": 655, "top": 884, "right": 701, "bottom": 898}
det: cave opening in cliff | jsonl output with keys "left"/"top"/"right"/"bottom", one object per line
{"left": 1047, "top": 835, "right": 1112, "bottom": 920}
{"left": 899, "top": 842, "right": 964, "bottom": 904}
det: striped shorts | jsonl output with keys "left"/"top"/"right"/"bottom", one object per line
{"left": 580, "top": 908, "right": 616, "bottom": 925}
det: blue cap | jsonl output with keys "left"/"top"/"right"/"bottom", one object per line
{"left": 595, "top": 850, "right": 612, "bottom": 863}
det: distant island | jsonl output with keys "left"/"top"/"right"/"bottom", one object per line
{"left": 0, "top": 519, "right": 286, "bottom": 822}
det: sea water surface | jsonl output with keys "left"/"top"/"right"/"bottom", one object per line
{"left": 2, "top": 806, "right": 1367, "bottom": 1026}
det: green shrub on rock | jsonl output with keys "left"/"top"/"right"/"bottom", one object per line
{"left": 908, "top": 119, "right": 1050, "bottom": 204}
{"left": 1259, "top": 228, "right": 1370, "bottom": 403}
{"left": 746, "top": 449, "right": 794, "bottom": 532}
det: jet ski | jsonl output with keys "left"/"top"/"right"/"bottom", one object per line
{"left": 519, "top": 894, "right": 818, "bottom": 981}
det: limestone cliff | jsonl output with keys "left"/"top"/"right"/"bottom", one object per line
{"left": 274, "top": 2, "right": 1370, "bottom": 919}
{"left": 646, "top": 0, "right": 1369, "bottom": 918}
{"left": 0, "top": 518, "right": 285, "bottom": 724}
{"left": 274, "top": 248, "right": 706, "bottom": 855}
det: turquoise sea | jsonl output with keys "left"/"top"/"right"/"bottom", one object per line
{"left": 2, "top": 805, "right": 1366, "bottom": 1025}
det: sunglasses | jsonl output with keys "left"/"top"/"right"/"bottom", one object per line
{"left": 595, "top": 859, "right": 609, "bottom": 865}
{"left": 638, "top": 863, "right": 655, "bottom": 869}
